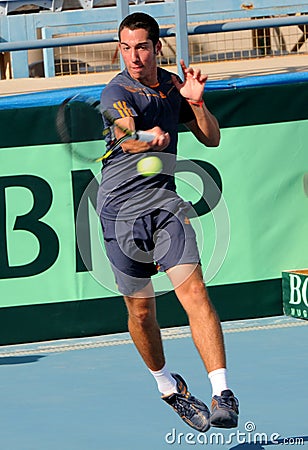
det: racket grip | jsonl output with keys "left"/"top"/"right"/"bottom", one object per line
{"left": 136, "top": 131, "right": 155, "bottom": 142}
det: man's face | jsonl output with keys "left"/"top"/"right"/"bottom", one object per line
{"left": 119, "top": 27, "right": 161, "bottom": 85}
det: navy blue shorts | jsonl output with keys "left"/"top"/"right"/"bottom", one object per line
{"left": 100, "top": 206, "right": 200, "bottom": 295}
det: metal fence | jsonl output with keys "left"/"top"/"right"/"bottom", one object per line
{"left": 47, "top": 20, "right": 308, "bottom": 77}
{"left": 0, "top": 0, "right": 308, "bottom": 79}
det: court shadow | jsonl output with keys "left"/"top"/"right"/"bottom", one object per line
{"left": 230, "top": 435, "right": 308, "bottom": 449}
{"left": 0, "top": 355, "right": 46, "bottom": 365}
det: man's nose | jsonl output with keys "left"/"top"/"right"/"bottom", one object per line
{"left": 131, "top": 48, "right": 139, "bottom": 61}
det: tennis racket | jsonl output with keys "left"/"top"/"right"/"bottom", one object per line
{"left": 55, "top": 94, "right": 155, "bottom": 163}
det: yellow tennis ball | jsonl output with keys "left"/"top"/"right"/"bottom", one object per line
{"left": 136, "top": 156, "right": 163, "bottom": 177}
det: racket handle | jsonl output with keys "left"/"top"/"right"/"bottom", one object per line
{"left": 136, "top": 131, "right": 155, "bottom": 142}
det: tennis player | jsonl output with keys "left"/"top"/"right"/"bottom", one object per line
{"left": 97, "top": 12, "right": 239, "bottom": 432}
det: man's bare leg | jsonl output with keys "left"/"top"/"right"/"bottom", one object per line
{"left": 123, "top": 281, "right": 165, "bottom": 371}
{"left": 123, "top": 281, "right": 180, "bottom": 397}
{"left": 167, "top": 263, "right": 226, "bottom": 373}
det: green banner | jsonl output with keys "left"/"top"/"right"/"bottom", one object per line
{"left": 1, "top": 119, "right": 307, "bottom": 308}
{"left": 0, "top": 80, "right": 307, "bottom": 343}
{"left": 178, "top": 119, "right": 308, "bottom": 285}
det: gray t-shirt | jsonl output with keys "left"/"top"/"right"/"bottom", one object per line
{"left": 97, "top": 67, "right": 195, "bottom": 220}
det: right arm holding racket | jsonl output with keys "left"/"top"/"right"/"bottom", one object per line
{"left": 55, "top": 94, "right": 166, "bottom": 163}
{"left": 110, "top": 114, "right": 170, "bottom": 154}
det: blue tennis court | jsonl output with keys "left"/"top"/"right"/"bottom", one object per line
{"left": 0, "top": 315, "right": 307, "bottom": 450}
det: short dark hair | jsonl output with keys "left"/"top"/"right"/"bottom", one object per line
{"left": 118, "top": 12, "right": 160, "bottom": 47}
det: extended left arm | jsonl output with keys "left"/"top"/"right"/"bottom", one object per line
{"left": 185, "top": 102, "right": 220, "bottom": 147}
{"left": 172, "top": 60, "right": 220, "bottom": 147}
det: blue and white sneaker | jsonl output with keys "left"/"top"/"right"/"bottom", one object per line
{"left": 210, "top": 389, "right": 239, "bottom": 428}
{"left": 162, "top": 373, "right": 210, "bottom": 432}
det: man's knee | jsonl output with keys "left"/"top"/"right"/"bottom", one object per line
{"left": 124, "top": 296, "right": 156, "bottom": 327}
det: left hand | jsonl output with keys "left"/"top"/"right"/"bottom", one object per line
{"left": 171, "top": 59, "right": 208, "bottom": 102}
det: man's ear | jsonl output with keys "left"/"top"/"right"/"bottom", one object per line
{"left": 155, "top": 40, "right": 162, "bottom": 55}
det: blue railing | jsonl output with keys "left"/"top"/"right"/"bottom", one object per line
{"left": 0, "top": 0, "right": 308, "bottom": 79}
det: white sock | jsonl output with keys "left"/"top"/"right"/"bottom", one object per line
{"left": 149, "top": 363, "right": 178, "bottom": 396}
{"left": 208, "top": 368, "right": 228, "bottom": 397}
